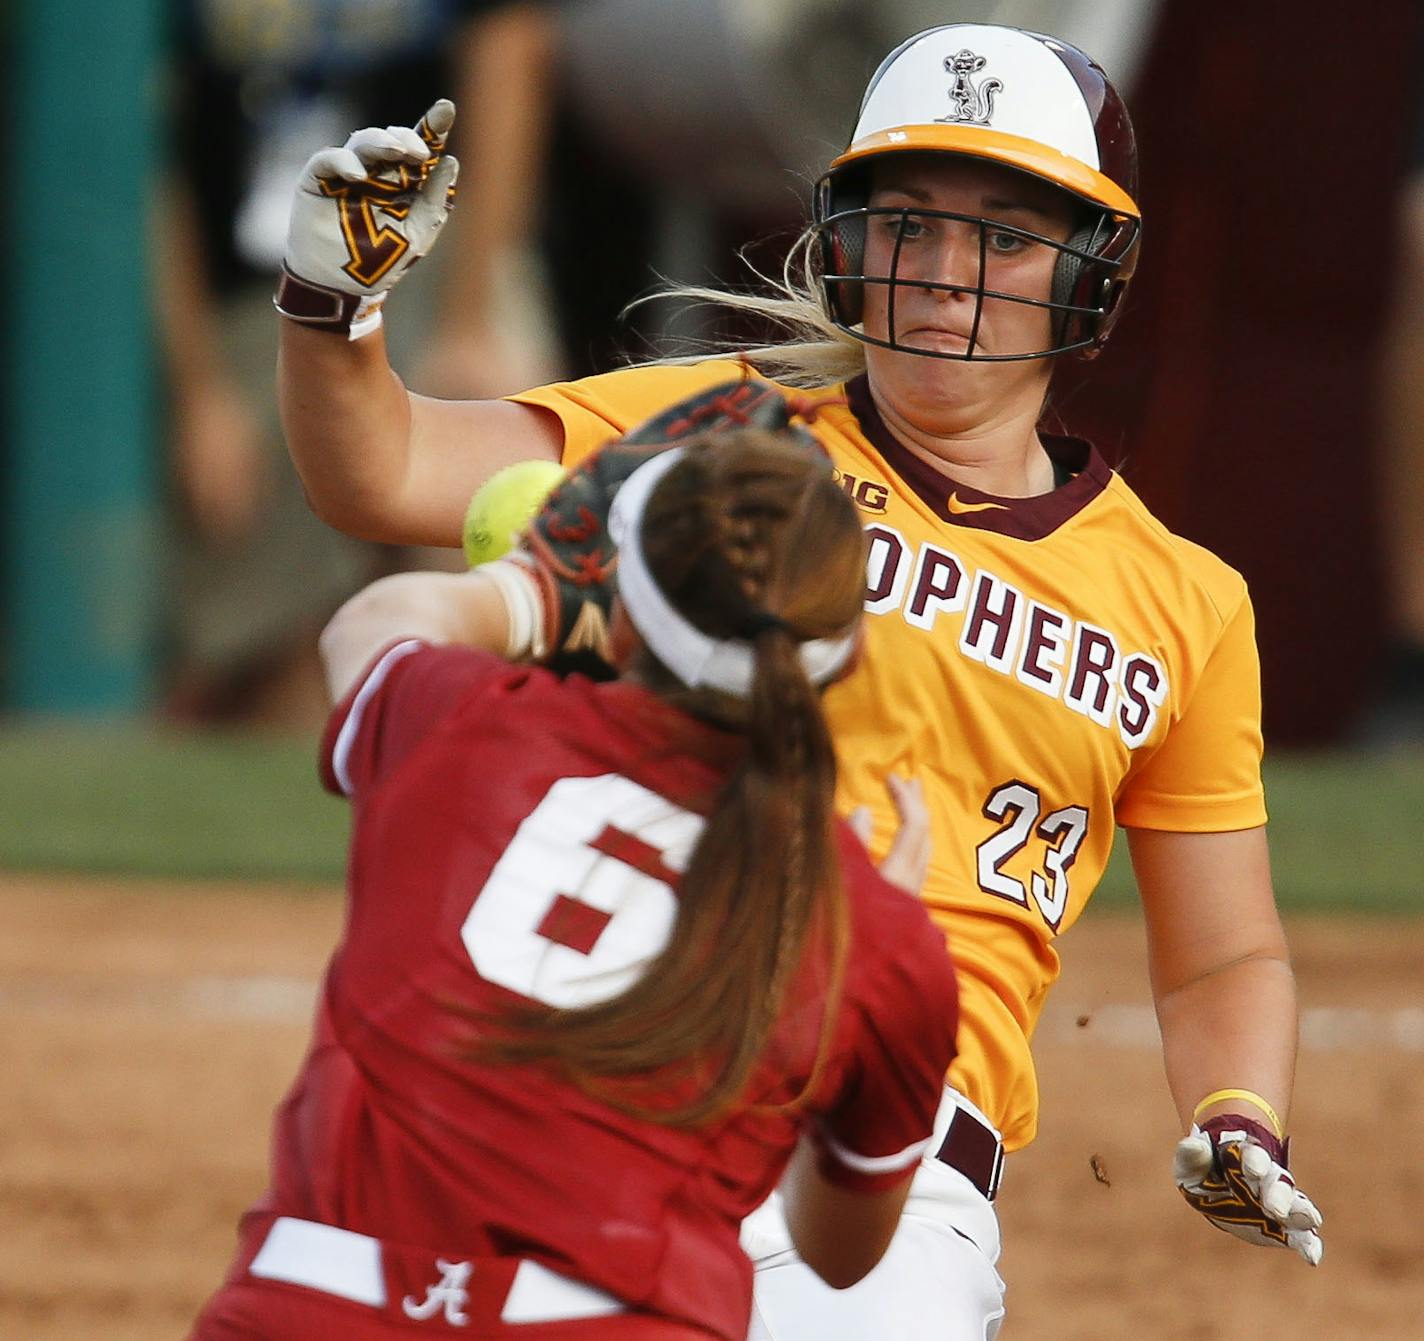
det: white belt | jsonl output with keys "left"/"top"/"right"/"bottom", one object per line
{"left": 249, "top": 1215, "right": 626, "bottom": 1325}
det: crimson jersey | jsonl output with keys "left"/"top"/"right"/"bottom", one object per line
{"left": 247, "top": 641, "right": 955, "bottom": 1341}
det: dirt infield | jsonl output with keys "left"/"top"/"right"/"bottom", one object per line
{"left": 2, "top": 874, "right": 1418, "bottom": 1339}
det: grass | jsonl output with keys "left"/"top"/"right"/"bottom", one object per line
{"left": 1079, "top": 752, "right": 1423, "bottom": 913}
{"left": 0, "top": 723, "right": 1419, "bottom": 911}
{"left": 0, "top": 721, "right": 349, "bottom": 884}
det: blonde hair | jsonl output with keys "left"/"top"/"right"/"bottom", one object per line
{"left": 629, "top": 229, "right": 867, "bottom": 389}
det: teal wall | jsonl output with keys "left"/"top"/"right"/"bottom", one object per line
{"left": 4, "top": 0, "right": 164, "bottom": 712}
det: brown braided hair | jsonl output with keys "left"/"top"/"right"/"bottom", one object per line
{"left": 475, "top": 428, "right": 867, "bottom": 1126}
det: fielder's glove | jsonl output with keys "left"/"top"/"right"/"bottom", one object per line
{"left": 275, "top": 100, "right": 459, "bottom": 339}
{"left": 1174, "top": 1115, "right": 1323, "bottom": 1265}
{"left": 518, "top": 377, "right": 827, "bottom": 676}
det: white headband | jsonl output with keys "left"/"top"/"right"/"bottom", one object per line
{"left": 608, "top": 448, "right": 858, "bottom": 697}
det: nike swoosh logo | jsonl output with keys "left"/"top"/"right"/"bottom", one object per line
{"left": 946, "top": 493, "right": 1010, "bottom": 515}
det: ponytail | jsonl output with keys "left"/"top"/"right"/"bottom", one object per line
{"left": 471, "top": 431, "right": 865, "bottom": 1126}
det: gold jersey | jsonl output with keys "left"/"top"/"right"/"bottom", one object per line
{"left": 510, "top": 361, "right": 1267, "bottom": 1151}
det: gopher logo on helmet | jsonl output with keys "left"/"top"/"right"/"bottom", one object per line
{"left": 938, "top": 49, "right": 1002, "bottom": 125}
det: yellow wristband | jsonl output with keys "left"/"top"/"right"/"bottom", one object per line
{"left": 1191, "top": 1088, "right": 1283, "bottom": 1139}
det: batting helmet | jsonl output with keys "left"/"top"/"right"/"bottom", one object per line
{"left": 813, "top": 24, "right": 1142, "bottom": 361}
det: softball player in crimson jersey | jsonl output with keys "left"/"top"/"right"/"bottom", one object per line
{"left": 188, "top": 433, "right": 956, "bottom": 1341}
{"left": 272, "top": 22, "right": 1323, "bottom": 1340}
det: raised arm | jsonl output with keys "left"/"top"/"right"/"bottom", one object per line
{"left": 274, "top": 99, "right": 561, "bottom": 547}
{"left": 278, "top": 323, "right": 559, "bottom": 545}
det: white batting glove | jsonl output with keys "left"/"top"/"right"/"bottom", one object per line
{"left": 275, "top": 100, "right": 460, "bottom": 340}
{"left": 1174, "top": 1117, "right": 1323, "bottom": 1266}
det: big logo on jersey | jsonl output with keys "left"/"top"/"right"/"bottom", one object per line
{"left": 462, "top": 775, "right": 701, "bottom": 1009}
{"left": 863, "top": 524, "right": 1169, "bottom": 750}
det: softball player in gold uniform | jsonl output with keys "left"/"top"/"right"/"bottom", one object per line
{"left": 273, "top": 22, "right": 1323, "bottom": 1340}
{"left": 509, "top": 355, "right": 1266, "bottom": 1155}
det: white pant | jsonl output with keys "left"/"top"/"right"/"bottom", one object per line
{"left": 743, "top": 1091, "right": 1006, "bottom": 1341}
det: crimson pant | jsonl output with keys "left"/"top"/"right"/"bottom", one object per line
{"left": 188, "top": 1214, "right": 720, "bottom": 1341}
{"left": 189, "top": 1278, "right": 716, "bottom": 1341}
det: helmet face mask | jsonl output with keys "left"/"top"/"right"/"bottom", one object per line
{"left": 818, "top": 192, "right": 1136, "bottom": 362}
{"left": 812, "top": 24, "right": 1142, "bottom": 363}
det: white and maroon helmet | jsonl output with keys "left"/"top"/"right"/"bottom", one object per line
{"left": 813, "top": 24, "right": 1143, "bottom": 361}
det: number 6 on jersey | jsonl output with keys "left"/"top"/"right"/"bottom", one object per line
{"left": 461, "top": 775, "right": 703, "bottom": 1008}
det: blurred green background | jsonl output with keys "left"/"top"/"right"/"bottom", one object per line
{"left": 0, "top": 723, "right": 1419, "bottom": 910}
